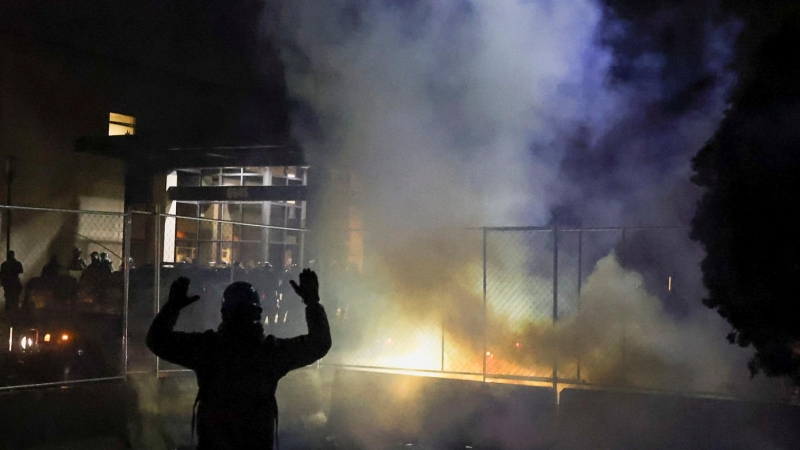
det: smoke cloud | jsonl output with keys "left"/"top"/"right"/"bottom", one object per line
{"left": 516, "top": 254, "right": 780, "bottom": 395}
{"left": 272, "top": 0, "right": 775, "bottom": 396}
{"left": 282, "top": 0, "right": 610, "bottom": 227}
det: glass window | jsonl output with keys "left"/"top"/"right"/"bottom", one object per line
{"left": 218, "top": 242, "right": 233, "bottom": 265}
{"left": 201, "top": 169, "right": 221, "bottom": 186}
{"left": 175, "top": 203, "right": 198, "bottom": 241}
{"left": 239, "top": 243, "right": 263, "bottom": 268}
{"left": 167, "top": 166, "right": 308, "bottom": 271}
{"left": 109, "top": 112, "right": 135, "bottom": 124}
{"left": 218, "top": 223, "right": 234, "bottom": 242}
{"left": 109, "top": 112, "right": 136, "bottom": 136}
{"left": 269, "top": 204, "right": 286, "bottom": 227}
{"left": 241, "top": 204, "right": 262, "bottom": 224}
{"left": 177, "top": 170, "right": 201, "bottom": 186}
{"left": 222, "top": 175, "right": 241, "bottom": 186}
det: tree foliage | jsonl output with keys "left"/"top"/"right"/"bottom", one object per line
{"left": 691, "top": 18, "right": 800, "bottom": 381}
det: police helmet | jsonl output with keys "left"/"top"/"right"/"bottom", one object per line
{"left": 222, "top": 281, "right": 262, "bottom": 315}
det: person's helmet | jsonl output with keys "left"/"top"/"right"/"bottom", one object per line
{"left": 221, "top": 281, "right": 262, "bottom": 322}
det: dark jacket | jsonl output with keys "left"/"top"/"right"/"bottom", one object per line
{"left": 146, "top": 302, "right": 331, "bottom": 449}
{"left": 0, "top": 259, "right": 23, "bottom": 289}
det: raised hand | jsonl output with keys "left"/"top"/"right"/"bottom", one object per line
{"left": 289, "top": 268, "right": 320, "bottom": 305}
{"left": 167, "top": 276, "right": 201, "bottom": 309}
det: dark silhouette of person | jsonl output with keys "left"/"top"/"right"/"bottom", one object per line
{"left": 1, "top": 251, "right": 24, "bottom": 314}
{"left": 119, "top": 257, "right": 134, "bottom": 272}
{"left": 100, "top": 252, "right": 114, "bottom": 273}
{"left": 147, "top": 269, "right": 330, "bottom": 449}
{"left": 41, "top": 255, "right": 61, "bottom": 277}
{"left": 253, "top": 263, "right": 279, "bottom": 326}
{"left": 68, "top": 247, "right": 86, "bottom": 271}
{"left": 81, "top": 251, "right": 108, "bottom": 305}
{"left": 87, "top": 252, "right": 101, "bottom": 270}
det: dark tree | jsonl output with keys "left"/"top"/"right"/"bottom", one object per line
{"left": 691, "top": 16, "right": 800, "bottom": 382}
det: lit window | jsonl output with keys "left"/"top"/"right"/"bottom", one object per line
{"left": 109, "top": 112, "right": 136, "bottom": 136}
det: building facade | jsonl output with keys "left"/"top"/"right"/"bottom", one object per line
{"left": 0, "top": 0, "right": 324, "bottom": 276}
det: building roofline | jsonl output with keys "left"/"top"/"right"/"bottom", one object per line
{"left": 76, "top": 135, "right": 306, "bottom": 169}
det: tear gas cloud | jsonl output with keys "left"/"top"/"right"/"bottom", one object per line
{"left": 274, "top": 0, "right": 775, "bottom": 395}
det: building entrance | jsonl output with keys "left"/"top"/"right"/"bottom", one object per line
{"left": 164, "top": 166, "right": 307, "bottom": 272}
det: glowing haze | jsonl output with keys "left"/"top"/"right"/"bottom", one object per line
{"left": 273, "top": 0, "right": 770, "bottom": 395}
{"left": 282, "top": 0, "right": 610, "bottom": 227}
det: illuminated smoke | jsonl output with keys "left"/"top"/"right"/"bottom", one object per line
{"left": 508, "top": 254, "right": 776, "bottom": 394}
{"left": 281, "top": 0, "right": 610, "bottom": 226}
{"left": 274, "top": 0, "right": 764, "bottom": 394}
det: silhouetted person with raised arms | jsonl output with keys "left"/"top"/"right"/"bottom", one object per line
{"left": 1, "top": 251, "right": 23, "bottom": 315}
{"left": 147, "top": 268, "right": 330, "bottom": 449}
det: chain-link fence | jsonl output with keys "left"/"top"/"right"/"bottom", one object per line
{"left": 0, "top": 205, "right": 309, "bottom": 388}
{"left": 0, "top": 205, "right": 126, "bottom": 389}
{"left": 316, "top": 225, "right": 705, "bottom": 393}
{"left": 1, "top": 203, "right": 707, "bottom": 394}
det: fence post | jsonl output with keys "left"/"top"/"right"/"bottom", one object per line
{"left": 620, "top": 227, "right": 627, "bottom": 384}
{"left": 482, "top": 227, "right": 487, "bottom": 382}
{"left": 576, "top": 228, "right": 582, "bottom": 381}
{"left": 552, "top": 222, "right": 559, "bottom": 395}
{"left": 122, "top": 211, "right": 132, "bottom": 377}
{"left": 441, "top": 315, "right": 445, "bottom": 373}
{"left": 154, "top": 209, "right": 162, "bottom": 374}
{"left": 299, "top": 229, "right": 306, "bottom": 269}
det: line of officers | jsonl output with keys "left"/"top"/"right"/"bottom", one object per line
{"left": 2, "top": 248, "right": 357, "bottom": 336}
{"left": 1, "top": 248, "right": 125, "bottom": 319}
{"left": 142, "top": 261, "right": 311, "bottom": 338}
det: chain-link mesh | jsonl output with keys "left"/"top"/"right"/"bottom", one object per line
{"left": 483, "top": 229, "right": 554, "bottom": 379}
{"left": 0, "top": 202, "right": 713, "bottom": 395}
{"left": 126, "top": 212, "right": 157, "bottom": 374}
{"left": 555, "top": 229, "right": 581, "bottom": 380}
{"left": 0, "top": 206, "right": 125, "bottom": 388}
{"left": 302, "top": 225, "right": 707, "bottom": 391}
{"left": 566, "top": 229, "right": 624, "bottom": 383}
{"left": 318, "top": 228, "right": 483, "bottom": 373}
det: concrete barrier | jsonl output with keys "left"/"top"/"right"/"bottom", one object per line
{"left": 0, "top": 379, "right": 133, "bottom": 449}
{"left": 556, "top": 388, "right": 800, "bottom": 450}
{"left": 327, "top": 370, "right": 557, "bottom": 449}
